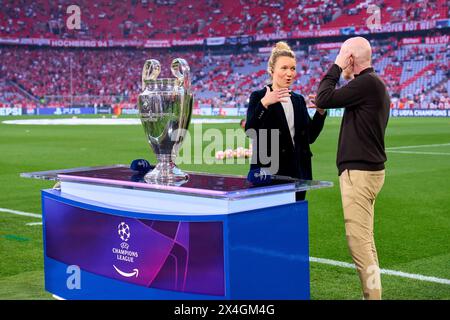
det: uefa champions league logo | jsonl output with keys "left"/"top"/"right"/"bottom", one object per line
{"left": 118, "top": 222, "right": 131, "bottom": 242}
{"left": 113, "top": 222, "right": 139, "bottom": 277}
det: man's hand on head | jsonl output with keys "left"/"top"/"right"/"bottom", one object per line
{"left": 335, "top": 51, "right": 353, "bottom": 71}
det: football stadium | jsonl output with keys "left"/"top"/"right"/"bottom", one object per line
{"left": 0, "top": 0, "right": 449, "bottom": 302}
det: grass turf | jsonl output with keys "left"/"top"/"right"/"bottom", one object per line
{"left": 0, "top": 115, "right": 449, "bottom": 299}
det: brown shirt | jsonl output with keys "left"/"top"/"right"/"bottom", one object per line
{"left": 316, "top": 64, "right": 390, "bottom": 175}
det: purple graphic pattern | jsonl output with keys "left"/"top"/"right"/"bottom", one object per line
{"left": 44, "top": 197, "right": 225, "bottom": 296}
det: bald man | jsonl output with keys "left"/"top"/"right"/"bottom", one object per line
{"left": 315, "top": 37, "right": 390, "bottom": 300}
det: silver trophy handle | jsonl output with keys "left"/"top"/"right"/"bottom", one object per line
{"left": 171, "top": 58, "right": 190, "bottom": 89}
{"left": 141, "top": 59, "right": 161, "bottom": 91}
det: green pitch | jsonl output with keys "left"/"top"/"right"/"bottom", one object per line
{"left": 0, "top": 115, "right": 449, "bottom": 300}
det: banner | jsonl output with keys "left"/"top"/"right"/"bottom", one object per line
{"left": 120, "top": 108, "right": 139, "bottom": 115}
{"left": 312, "top": 109, "right": 450, "bottom": 118}
{"left": 0, "top": 38, "right": 20, "bottom": 44}
{"left": 95, "top": 106, "right": 112, "bottom": 115}
{"left": 371, "top": 20, "right": 437, "bottom": 34}
{"left": 0, "top": 107, "right": 22, "bottom": 116}
{"left": 391, "top": 109, "right": 450, "bottom": 117}
{"left": 144, "top": 40, "right": 171, "bottom": 48}
{"left": 108, "top": 39, "right": 144, "bottom": 47}
{"left": 258, "top": 47, "right": 273, "bottom": 53}
{"left": 255, "top": 31, "right": 288, "bottom": 42}
{"left": 50, "top": 39, "right": 108, "bottom": 48}
{"left": 306, "top": 108, "right": 344, "bottom": 118}
{"left": 239, "top": 35, "right": 252, "bottom": 45}
{"left": 315, "top": 42, "right": 343, "bottom": 50}
{"left": 340, "top": 26, "right": 356, "bottom": 36}
{"left": 226, "top": 37, "right": 238, "bottom": 45}
{"left": 206, "top": 37, "right": 226, "bottom": 46}
{"left": 20, "top": 38, "right": 51, "bottom": 46}
{"left": 436, "top": 19, "right": 450, "bottom": 28}
{"left": 0, "top": 19, "right": 446, "bottom": 49}
{"left": 37, "top": 107, "right": 95, "bottom": 115}
{"left": 171, "top": 38, "right": 204, "bottom": 46}
{"left": 425, "top": 35, "right": 449, "bottom": 45}
{"left": 198, "top": 107, "right": 247, "bottom": 116}
{"left": 400, "top": 37, "right": 422, "bottom": 45}
{"left": 316, "top": 109, "right": 345, "bottom": 117}
{"left": 290, "top": 28, "right": 341, "bottom": 39}
{"left": 22, "top": 107, "right": 37, "bottom": 115}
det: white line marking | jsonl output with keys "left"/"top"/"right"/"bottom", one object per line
{"left": 388, "top": 151, "right": 450, "bottom": 155}
{"left": 233, "top": 246, "right": 450, "bottom": 285}
{"left": 310, "top": 257, "right": 450, "bottom": 285}
{"left": 0, "top": 207, "right": 41, "bottom": 219}
{"left": 386, "top": 143, "right": 450, "bottom": 150}
{"left": 26, "top": 222, "right": 43, "bottom": 226}
{"left": 2, "top": 210, "right": 448, "bottom": 285}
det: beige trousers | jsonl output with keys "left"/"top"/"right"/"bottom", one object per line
{"left": 339, "top": 169, "right": 385, "bottom": 300}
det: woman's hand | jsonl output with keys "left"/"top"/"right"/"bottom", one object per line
{"left": 260, "top": 86, "right": 291, "bottom": 108}
{"left": 307, "top": 94, "right": 326, "bottom": 115}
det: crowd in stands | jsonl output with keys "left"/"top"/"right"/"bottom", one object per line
{"left": 1, "top": 36, "right": 448, "bottom": 110}
{"left": 0, "top": 0, "right": 447, "bottom": 40}
{"left": 0, "top": 45, "right": 204, "bottom": 106}
{"left": 388, "top": 0, "right": 446, "bottom": 23}
{"left": 0, "top": 0, "right": 448, "bottom": 110}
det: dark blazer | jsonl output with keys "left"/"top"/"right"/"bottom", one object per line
{"left": 245, "top": 85, "right": 326, "bottom": 180}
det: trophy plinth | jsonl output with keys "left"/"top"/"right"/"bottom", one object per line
{"left": 138, "top": 58, "right": 193, "bottom": 185}
{"left": 143, "top": 154, "right": 188, "bottom": 184}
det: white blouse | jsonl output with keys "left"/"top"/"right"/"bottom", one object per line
{"left": 281, "top": 98, "right": 295, "bottom": 146}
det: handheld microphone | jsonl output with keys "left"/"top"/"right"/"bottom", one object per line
{"left": 130, "top": 159, "right": 153, "bottom": 174}
{"left": 247, "top": 167, "right": 272, "bottom": 185}
{"left": 247, "top": 167, "right": 300, "bottom": 186}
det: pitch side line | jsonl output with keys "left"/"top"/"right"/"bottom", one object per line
{"left": 0, "top": 207, "right": 41, "bottom": 218}
{"left": 387, "top": 151, "right": 450, "bottom": 155}
{"left": 232, "top": 246, "right": 450, "bottom": 285}
{"left": 25, "top": 222, "right": 43, "bottom": 226}
{"left": 0, "top": 207, "right": 42, "bottom": 226}
{"left": 310, "top": 257, "right": 450, "bottom": 285}
{"left": 2, "top": 208, "right": 449, "bottom": 285}
{"left": 386, "top": 143, "right": 450, "bottom": 150}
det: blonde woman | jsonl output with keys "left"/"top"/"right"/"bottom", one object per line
{"left": 245, "top": 41, "right": 326, "bottom": 200}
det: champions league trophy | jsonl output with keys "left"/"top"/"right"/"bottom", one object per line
{"left": 137, "top": 58, "right": 193, "bottom": 184}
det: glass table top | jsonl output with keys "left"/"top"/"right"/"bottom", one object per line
{"left": 22, "top": 165, "right": 333, "bottom": 200}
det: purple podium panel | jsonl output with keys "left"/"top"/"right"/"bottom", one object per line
{"left": 44, "top": 194, "right": 225, "bottom": 296}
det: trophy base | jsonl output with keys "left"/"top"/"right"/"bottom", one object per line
{"left": 143, "top": 160, "right": 188, "bottom": 186}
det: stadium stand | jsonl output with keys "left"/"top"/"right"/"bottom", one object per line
{"left": 0, "top": 39, "right": 449, "bottom": 110}
{"left": 0, "top": 0, "right": 447, "bottom": 39}
{"left": 0, "top": 1, "right": 448, "bottom": 110}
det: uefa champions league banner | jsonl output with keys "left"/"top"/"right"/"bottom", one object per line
{"left": 311, "top": 109, "right": 450, "bottom": 117}
{"left": 44, "top": 196, "right": 225, "bottom": 296}
{"left": 390, "top": 109, "right": 450, "bottom": 117}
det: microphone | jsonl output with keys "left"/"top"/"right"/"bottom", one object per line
{"left": 130, "top": 159, "right": 153, "bottom": 174}
{"left": 247, "top": 167, "right": 300, "bottom": 186}
{"left": 247, "top": 167, "right": 272, "bottom": 185}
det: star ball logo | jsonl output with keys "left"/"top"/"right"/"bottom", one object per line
{"left": 112, "top": 222, "right": 139, "bottom": 272}
{"left": 118, "top": 222, "right": 131, "bottom": 242}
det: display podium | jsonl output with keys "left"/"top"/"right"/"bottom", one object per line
{"left": 23, "top": 165, "right": 332, "bottom": 300}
